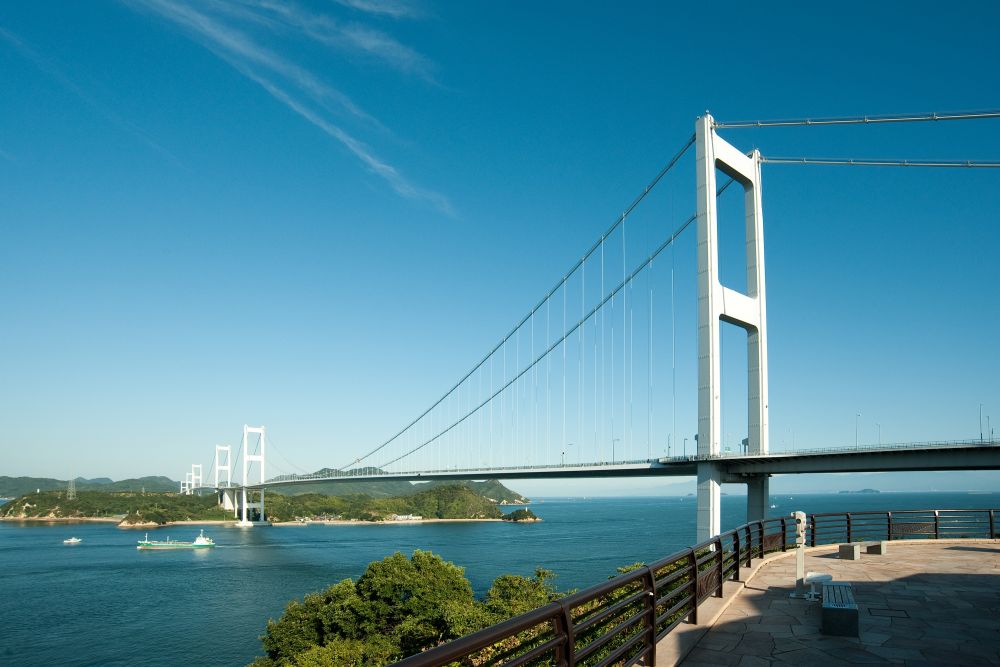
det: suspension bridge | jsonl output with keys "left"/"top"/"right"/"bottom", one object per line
{"left": 177, "top": 110, "right": 1000, "bottom": 535}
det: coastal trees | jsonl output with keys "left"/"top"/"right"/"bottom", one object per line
{"left": 259, "top": 485, "right": 503, "bottom": 522}
{"left": 253, "top": 551, "right": 564, "bottom": 666}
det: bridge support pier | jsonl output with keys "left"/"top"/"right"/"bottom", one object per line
{"left": 219, "top": 488, "right": 237, "bottom": 513}
{"left": 746, "top": 474, "right": 770, "bottom": 523}
{"left": 697, "top": 463, "right": 723, "bottom": 542}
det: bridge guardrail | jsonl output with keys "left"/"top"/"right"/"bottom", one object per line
{"left": 262, "top": 439, "right": 998, "bottom": 485}
{"left": 391, "top": 508, "right": 999, "bottom": 667}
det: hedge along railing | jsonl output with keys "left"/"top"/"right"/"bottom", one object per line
{"left": 392, "top": 509, "right": 999, "bottom": 667}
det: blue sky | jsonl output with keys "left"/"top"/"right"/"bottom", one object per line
{"left": 1, "top": 1, "right": 998, "bottom": 494}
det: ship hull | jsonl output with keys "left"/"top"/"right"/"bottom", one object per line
{"left": 136, "top": 543, "right": 214, "bottom": 550}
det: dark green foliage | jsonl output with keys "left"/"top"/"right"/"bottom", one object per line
{"left": 269, "top": 477, "right": 529, "bottom": 504}
{"left": 484, "top": 568, "right": 561, "bottom": 618}
{"left": 263, "top": 484, "right": 503, "bottom": 522}
{"left": 0, "top": 490, "right": 230, "bottom": 524}
{"left": 2, "top": 484, "right": 521, "bottom": 525}
{"left": 254, "top": 550, "right": 561, "bottom": 666}
{"left": 501, "top": 509, "right": 538, "bottom": 522}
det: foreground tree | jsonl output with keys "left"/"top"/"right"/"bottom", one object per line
{"left": 252, "top": 551, "right": 562, "bottom": 666}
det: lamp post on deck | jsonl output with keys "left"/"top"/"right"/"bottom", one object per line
{"left": 562, "top": 443, "right": 573, "bottom": 466}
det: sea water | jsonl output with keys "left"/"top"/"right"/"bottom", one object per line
{"left": 1, "top": 492, "right": 995, "bottom": 666}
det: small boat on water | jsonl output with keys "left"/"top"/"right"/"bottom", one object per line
{"left": 136, "top": 529, "right": 215, "bottom": 550}
{"left": 63, "top": 537, "right": 82, "bottom": 545}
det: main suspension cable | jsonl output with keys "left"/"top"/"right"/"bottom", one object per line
{"left": 338, "top": 133, "right": 696, "bottom": 471}
{"left": 372, "top": 179, "right": 736, "bottom": 471}
{"left": 714, "top": 109, "right": 1000, "bottom": 129}
{"left": 760, "top": 156, "right": 1000, "bottom": 168}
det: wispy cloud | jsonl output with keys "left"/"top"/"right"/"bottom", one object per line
{"left": 245, "top": 70, "right": 453, "bottom": 215}
{"left": 0, "top": 26, "right": 182, "bottom": 166}
{"left": 124, "top": 0, "right": 452, "bottom": 214}
{"left": 224, "top": 0, "right": 434, "bottom": 80}
{"left": 332, "top": 0, "right": 421, "bottom": 20}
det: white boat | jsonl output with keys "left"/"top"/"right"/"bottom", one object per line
{"left": 63, "top": 537, "right": 82, "bottom": 545}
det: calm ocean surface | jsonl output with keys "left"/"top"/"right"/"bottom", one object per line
{"left": 1, "top": 492, "right": 996, "bottom": 666}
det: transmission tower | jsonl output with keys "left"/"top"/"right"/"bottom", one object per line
{"left": 66, "top": 478, "right": 77, "bottom": 500}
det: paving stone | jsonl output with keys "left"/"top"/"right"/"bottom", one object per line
{"left": 864, "top": 644, "right": 924, "bottom": 661}
{"left": 685, "top": 647, "right": 742, "bottom": 665}
{"left": 817, "top": 646, "right": 887, "bottom": 663}
{"left": 732, "top": 643, "right": 776, "bottom": 658}
{"left": 858, "top": 630, "right": 892, "bottom": 646}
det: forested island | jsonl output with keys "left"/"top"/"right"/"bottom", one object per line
{"left": 0, "top": 482, "right": 535, "bottom": 526}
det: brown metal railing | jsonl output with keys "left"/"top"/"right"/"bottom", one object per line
{"left": 393, "top": 508, "right": 998, "bottom": 667}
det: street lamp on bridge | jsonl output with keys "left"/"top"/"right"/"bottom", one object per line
{"left": 855, "top": 413, "right": 861, "bottom": 449}
{"left": 611, "top": 438, "right": 620, "bottom": 463}
{"left": 562, "top": 443, "right": 574, "bottom": 466}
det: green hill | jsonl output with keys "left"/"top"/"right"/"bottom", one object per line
{"left": 413, "top": 479, "right": 529, "bottom": 504}
{"left": 263, "top": 484, "right": 503, "bottom": 522}
{"left": 267, "top": 470, "right": 529, "bottom": 504}
{"left": 1, "top": 485, "right": 511, "bottom": 525}
{"left": 0, "top": 490, "right": 229, "bottom": 524}
{"left": 0, "top": 475, "right": 179, "bottom": 498}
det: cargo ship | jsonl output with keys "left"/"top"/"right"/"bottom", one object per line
{"left": 136, "top": 529, "right": 215, "bottom": 550}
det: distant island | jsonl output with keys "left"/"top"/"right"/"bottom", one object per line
{"left": 0, "top": 481, "right": 535, "bottom": 527}
{"left": 0, "top": 474, "right": 530, "bottom": 504}
{"left": 839, "top": 488, "right": 880, "bottom": 494}
{"left": 501, "top": 508, "right": 540, "bottom": 522}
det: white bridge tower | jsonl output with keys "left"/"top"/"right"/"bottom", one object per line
{"left": 695, "top": 113, "right": 770, "bottom": 541}
{"left": 238, "top": 425, "right": 266, "bottom": 526}
{"left": 215, "top": 445, "right": 236, "bottom": 511}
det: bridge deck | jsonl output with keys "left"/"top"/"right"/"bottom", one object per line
{"left": 251, "top": 441, "right": 1000, "bottom": 489}
{"left": 676, "top": 541, "right": 1000, "bottom": 666}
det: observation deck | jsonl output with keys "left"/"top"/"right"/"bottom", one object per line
{"left": 674, "top": 540, "right": 1000, "bottom": 665}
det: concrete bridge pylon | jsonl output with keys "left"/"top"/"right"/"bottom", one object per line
{"left": 695, "top": 114, "right": 770, "bottom": 541}
{"left": 238, "top": 425, "right": 266, "bottom": 526}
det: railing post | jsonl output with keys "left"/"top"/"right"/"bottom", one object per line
{"left": 990, "top": 510, "right": 996, "bottom": 539}
{"left": 934, "top": 510, "right": 940, "bottom": 539}
{"left": 553, "top": 600, "right": 575, "bottom": 667}
{"left": 887, "top": 511, "right": 893, "bottom": 541}
{"left": 780, "top": 516, "right": 787, "bottom": 552}
{"left": 809, "top": 515, "right": 817, "bottom": 547}
{"left": 688, "top": 548, "right": 699, "bottom": 625}
{"left": 733, "top": 529, "right": 741, "bottom": 581}
{"left": 846, "top": 513, "right": 853, "bottom": 543}
{"left": 643, "top": 566, "right": 657, "bottom": 667}
{"left": 716, "top": 538, "right": 724, "bottom": 597}
{"left": 744, "top": 525, "right": 753, "bottom": 566}
{"left": 757, "top": 521, "right": 764, "bottom": 555}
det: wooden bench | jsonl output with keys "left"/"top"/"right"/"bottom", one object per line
{"left": 822, "top": 582, "right": 859, "bottom": 637}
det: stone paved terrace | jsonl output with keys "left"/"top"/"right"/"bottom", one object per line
{"left": 677, "top": 540, "right": 1000, "bottom": 666}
